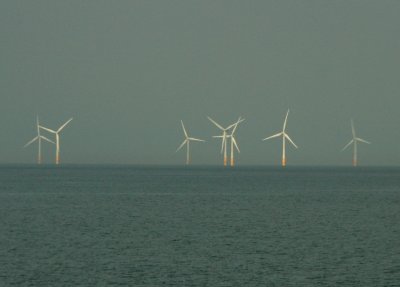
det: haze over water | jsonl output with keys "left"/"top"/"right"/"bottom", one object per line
{"left": 1, "top": 1, "right": 400, "bottom": 165}
{"left": 1, "top": 165, "right": 399, "bottom": 286}
{"left": 2, "top": 1, "right": 400, "bottom": 285}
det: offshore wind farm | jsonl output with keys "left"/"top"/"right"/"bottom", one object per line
{"left": 1, "top": 2, "right": 399, "bottom": 167}
{"left": 23, "top": 112, "right": 371, "bottom": 167}
{"left": 1, "top": 1, "right": 400, "bottom": 287}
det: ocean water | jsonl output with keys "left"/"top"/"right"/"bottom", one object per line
{"left": 0, "top": 165, "right": 399, "bottom": 286}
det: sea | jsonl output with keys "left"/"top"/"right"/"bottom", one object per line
{"left": 0, "top": 165, "right": 399, "bottom": 286}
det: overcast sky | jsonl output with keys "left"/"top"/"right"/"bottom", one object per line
{"left": 1, "top": 0, "right": 399, "bottom": 165}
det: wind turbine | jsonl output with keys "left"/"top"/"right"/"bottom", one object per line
{"left": 213, "top": 117, "right": 244, "bottom": 167}
{"left": 39, "top": 118, "right": 73, "bottom": 165}
{"left": 262, "top": 109, "right": 298, "bottom": 166}
{"left": 208, "top": 117, "right": 244, "bottom": 166}
{"left": 176, "top": 120, "right": 205, "bottom": 165}
{"left": 342, "top": 119, "right": 370, "bottom": 166}
{"left": 24, "top": 116, "right": 55, "bottom": 164}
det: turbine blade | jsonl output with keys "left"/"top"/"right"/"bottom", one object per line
{"left": 213, "top": 135, "right": 224, "bottom": 138}
{"left": 285, "top": 133, "right": 298, "bottom": 148}
{"left": 180, "top": 120, "right": 188, "bottom": 138}
{"left": 225, "top": 124, "right": 234, "bottom": 130}
{"left": 283, "top": 109, "right": 290, "bottom": 131}
{"left": 232, "top": 137, "right": 240, "bottom": 153}
{"left": 262, "top": 132, "right": 282, "bottom": 141}
{"left": 189, "top": 137, "right": 205, "bottom": 142}
{"left": 221, "top": 136, "right": 226, "bottom": 154}
{"left": 341, "top": 139, "right": 354, "bottom": 151}
{"left": 57, "top": 118, "right": 73, "bottom": 133}
{"left": 40, "top": 135, "right": 55, "bottom": 144}
{"left": 207, "top": 116, "right": 225, "bottom": 130}
{"left": 231, "top": 124, "right": 238, "bottom": 135}
{"left": 351, "top": 119, "right": 355, "bottom": 138}
{"left": 227, "top": 117, "right": 245, "bottom": 131}
{"left": 176, "top": 140, "right": 187, "bottom": 152}
{"left": 24, "top": 136, "right": 38, "bottom": 148}
{"left": 231, "top": 117, "right": 245, "bottom": 135}
{"left": 356, "top": 138, "right": 371, "bottom": 144}
{"left": 39, "top": 125, "right": 56, "bottom": 134}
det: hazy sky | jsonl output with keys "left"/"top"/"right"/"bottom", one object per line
{"left": 1, "top": 0, "right": 399, "bottom": 165}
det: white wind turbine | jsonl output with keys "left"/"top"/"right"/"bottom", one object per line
{"left": 176, "top": 120, "right": 205, "bottom": 165}
{"left": 39, "top": 118, "right": 73, "bottom": 165}
{"left": 342, "top": 119, "right": 370, "bottom": 166}
{"left": 208, "top": 117, "right": 243, "bottom": 166}
{"left": 263, "top": 109, "right": 298, "bottom": 166}
{"left": 213, "top": 117, "right": 244, "bottom": 167}
{"left": 24, "top": 116, "right": 55, "bottom": 164}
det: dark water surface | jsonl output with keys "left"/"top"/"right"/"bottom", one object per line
{"left": 0, "top": 165, "right": 399, "bottom": 286}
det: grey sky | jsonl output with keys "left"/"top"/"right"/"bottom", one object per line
{"left": 1, "top": 0, "right": 399, "bottom": 165}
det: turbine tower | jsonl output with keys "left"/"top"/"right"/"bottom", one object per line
{"left": 342, "top": 119, "right": 370, "bottom": 166}
{"left": 208, "top": 117, "right": 243, "bottom": 166}
{"left": 176, "top": 120, "right": 205, "bottom": 165}
{"left": 39, "top": 118, "right": 73, "bottom": 165}
{"left": 263, "top": 109, "right": 298, "bottom": 166}
{"left": 24, "top": 116, "right": 55, "bottom": 164}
